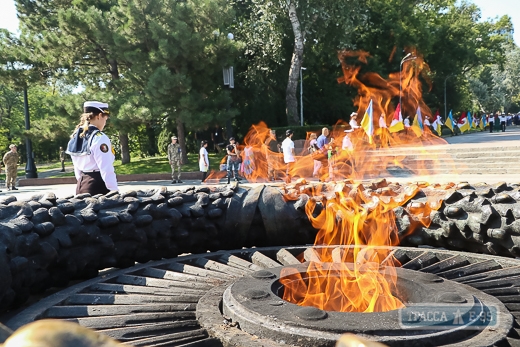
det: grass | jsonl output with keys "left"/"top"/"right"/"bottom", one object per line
{"left": 40, "top": 152, "right": 225, "bottom": 178}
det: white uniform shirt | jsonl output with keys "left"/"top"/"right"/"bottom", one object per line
{"left": 199, "top": 147, "right": 209, "bottom": 172}
{"left": 349, "top": 119, "right": 360, "bottom": 129}
{"left": 404, "top": 118, "right": 411, "bottom": 127}
{"left": 379, "top": 116, "right": 387, "bottom": 128}
{"left": 71, "top": 131, "right": 118, "bottom": 191}
{"left": 342, "top": 135, "right": 353, "bottom": 151}
{"left": 281, "top": 137, "right": 295, "bottom": 163}
{"left": 424, "top": 118, "right": 431, "bottom": 126}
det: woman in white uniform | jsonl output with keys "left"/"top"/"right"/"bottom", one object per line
{"left": 199, "top": 140, "right": 209, "bottom": 183}
{"left": 66, "top": 101, "right": 118, "bottom": 195}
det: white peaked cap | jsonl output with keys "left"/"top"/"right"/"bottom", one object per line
{"left": 84, "top": 101, "right": 109, "bottom": 110}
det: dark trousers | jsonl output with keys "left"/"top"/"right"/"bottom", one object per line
{"left": 501, "top": 121, "right": 506, "bottom": 132}
{"left": 201, "top": 171, "right": 208, "bottom": 182}
{"left": 77, "top": 172, "right": 110, "bottom": 196}
{"left": 489, "top": 121, "right": 493, "bottom": 133}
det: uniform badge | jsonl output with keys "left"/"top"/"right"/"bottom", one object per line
{"left": 100, "top": 144, "right": 109, "bottom": 153}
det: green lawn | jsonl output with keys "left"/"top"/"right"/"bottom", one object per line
{"left": 41, "top": 152, "right": 225, "bottom": 178}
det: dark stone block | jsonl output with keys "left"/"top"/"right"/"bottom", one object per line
{"left": 197, "top": 193, "right": 210, "bottom": 207}
{"left": 38, "top": 200, "right": 54, "bottom": 209}
{"left": 80, "top": 208, "right": 98, "bottom": 222}
{"left": 207, "top": 208, "right": 223, "bottom": 219}
{"left": 168, "top": 197, "right": 184, "bottom": 207}
{"left": 118, "top": 211, "right": 133, "bottom": 223}
{"left": 0, "top": 196, "right": 17, "bottom": 205}
{"left": 189, "top": 204, "right": 205, "bottom": 218}
{"left": 99, "top": 215, "right": 120, "bottom": 228}
{"left": 135, "top": 215, "right": 153, "bottom": 226}
{"left": 34, "top": 222, "right": 55, "bottom": 237}
{"left": 49, "top": 207, "right": 67, "bottom": 225}
{"left": 209, "top": 193, "right": 221, "bottom": 200}
{"left": 11, "top": 217, "right": 34, "bottom": 233}
{"left": 57, "top": 202, "right": 75, "bottom": 215}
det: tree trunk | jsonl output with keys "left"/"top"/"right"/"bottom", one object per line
{"left": 286, "top": 0, "right": 304, "bottom": 126}
{"left": 177, "top": 121, "right": 188, "bottom": 164}
{"left": 119, "top": 131, "right": 131, "bottom": 164}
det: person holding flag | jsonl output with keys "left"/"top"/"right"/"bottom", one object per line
{"left": 445, "top": 110, "right": 456, "bottom": 134}
{"left": 467, "top": 111, "right": 476, "bottom": 131}
{"left": 411, "top": 106, "right": 424, "bottom": 137}
{"left": 431, "top": 110, "right": 443, "bottom": 136}
{"left": 360, "top": 100, "right": 374, "bottom": 144}
{"left": 389, "top": 103, "right": 405, "bottom": 133}
{"left": 479, "top": 114, "right": 487, "bottom": 131}
{"left": 457, "top": 112, "right": 470, "bottom": 133}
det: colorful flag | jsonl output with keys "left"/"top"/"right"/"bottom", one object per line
{"left": 445, "top": 110, "right": 455, "bottom": 133}
{"left": 479, "top": 114, "right": 487, "bottom": 130}
{"left": 360, "top": 99, "right": 374, "bottom": 144}
{"left": 457, "top": 112, "right": 470, "bottom": 133}
{"left": 432, "top": 111, "right": 443, "bottom": 136}
{"left": 467, "top": 111, "right": 476, "bottom": 129}
{"left": 389, "top": 103, "right": 404, "bottom": 133}
{"left": 411, "top": 106, "right": 424, "bottom": 137}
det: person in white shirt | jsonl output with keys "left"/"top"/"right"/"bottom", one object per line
{"left": 500, "top": 113, "right": 506, "bottom": 132}
{"left": 349, "top": 112, "right": 361, "bottom": 130}
{"left": 281, "top": 129, "right": 295, "bottom": 183}
{"left": 199, "top": 140, "right": 209, "bottom": 183}
{"left": 66, "top": 101, "right": 118, "bottom": 195}
{"left": 342, "top": 128, "right": 354, "bottom": 175}
{"left": 378, "top": 113, "right": 389, "bottom": 146}
{"left": 404, "top": 115, "right": 411, "bottom": 133}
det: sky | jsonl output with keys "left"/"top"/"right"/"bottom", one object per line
{"left": 0, "top": 0, "right": 519, "bottom": 43}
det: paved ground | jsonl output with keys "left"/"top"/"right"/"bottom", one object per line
{"left": 2, "top": 126, "right": 519, "bottom": 201}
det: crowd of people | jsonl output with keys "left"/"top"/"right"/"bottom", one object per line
{"left": 3, "top": 101, "right": 520, "bottom": 194}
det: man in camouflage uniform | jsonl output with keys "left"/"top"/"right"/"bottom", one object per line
{"left": 3, "top": 144, "right": 19, "bottom": 191}
{"left": 59, "top": 146, "right": 66, "bottom": 172}
{"left": 167, "top": 136, "right": 182, "bottom": 184}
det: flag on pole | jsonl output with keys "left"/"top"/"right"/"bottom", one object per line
{"left": 457, "top": 112, "right": 470, "bottom": 133}
{"left": 360, "top": 99, "right": 374, "bottom": 144}
{"left": 445, "top": 110, "right": 455, "bottom": 133}
{"left": 411, "top": 106, "right": 424, "bottom": 137}
{"left": 479, "top": 114, "right": 487, "bottom": 130}
{"left": 389, "top": 103, "right": 404, "bottom": 133}
{"left": 432, "top": 110, "right": 443, "bottom": 136}
{"left": 467, "top": 111, "right": 476, "bottom": 129}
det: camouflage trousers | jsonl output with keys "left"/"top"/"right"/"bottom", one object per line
{"left": 170, "top": 160, "right": 181, "bottom": 180}
{"left": 5, "top": 167, "right": 17, "bottom": 187}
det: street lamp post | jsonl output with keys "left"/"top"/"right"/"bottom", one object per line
{"left": 399, "top": 53, "right": 417, "bottom": 116}
{"left": 444, "top": 75, "right": 454, "bottom": 122}
{"left": 23, "top": 86, "right": 37, "bottom": 178}
{"left": 299, "top": 66, "right": 306, "bottom": 127}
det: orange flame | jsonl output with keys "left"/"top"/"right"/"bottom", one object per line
{"left": 277, "top": 50, "right": 448, "bottom": 313}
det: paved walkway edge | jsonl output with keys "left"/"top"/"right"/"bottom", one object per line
{"left": 19, "top": 172, "right": 206, "bottom": 187}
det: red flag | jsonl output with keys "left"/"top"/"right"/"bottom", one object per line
{"left": 434, "top": 109, "right": 440, "bottom": 119}
{"left": 457, "top": 112, "right": 467, "bottom": 124}
{"left": 393, "top": 103, "right": 402, "bottom": 121}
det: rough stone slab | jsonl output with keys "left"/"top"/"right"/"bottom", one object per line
{"left": 216, "top": 254, "right": 263, "bottom": 272}
{"left": 250, "top": 251, "right": 282, "bottom": 269}
{"left": 192, "top": 258, "right": 247, "bottom": 277}
{"left": 276, "top": 248, "right": 301, "bottom": 266}
{"left": 165, "top": 262, "right": 234, "bottom": 281}
{"left": 42, "top": 304, "right": 196, "bottom": 318}
{"left": 436, "top": 259, "right": 502, "bottom": 280}
{"left": 64, "top": 293, "right": 200, "bottom": 305}
{"left": 65, "top": 311, "right": 196, "bottom": 329}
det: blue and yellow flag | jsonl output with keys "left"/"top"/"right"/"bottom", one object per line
{"left": 445, "top": 110, "right": 455, "bottom": 133}
{"left": 411, "top": 106, "right": 424, "bottom": 137}
{"left": 479, "top": 114, "right": 487, "bottom": 130}
{"left": 360, "top": 100, "right": 374, "bottom": 144}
